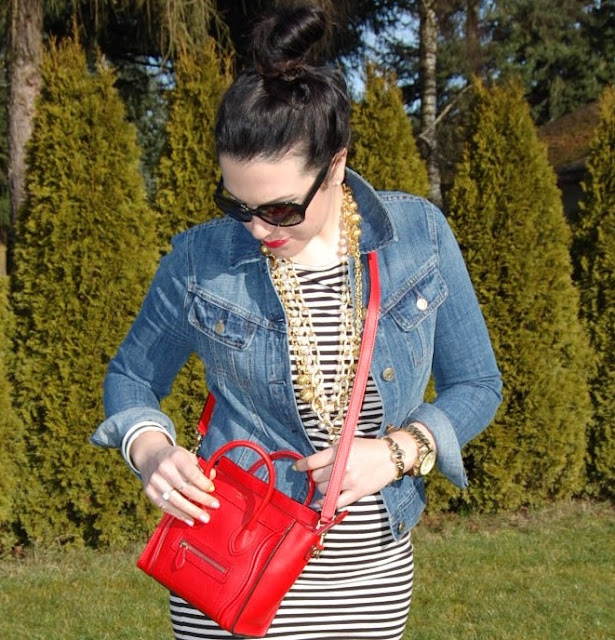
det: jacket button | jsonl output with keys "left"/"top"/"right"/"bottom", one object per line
{"left": 382, "top": 367, "right": 395, "bottom": 381}
{"left": 214, "top": 321, "right": 225, "bottom": 335}
{"left": 397, "top": 522, "right": 406, "bottom": 534}
{"left": 417, "top": 297, "right": 428, "bottom": 311}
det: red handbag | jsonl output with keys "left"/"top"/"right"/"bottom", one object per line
{"left": 137, "top": 252, "right": 380, "bottom": 637}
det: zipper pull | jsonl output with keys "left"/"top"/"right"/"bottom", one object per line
{"left": 175, "top": 541, "right": 187, "bottom": 569}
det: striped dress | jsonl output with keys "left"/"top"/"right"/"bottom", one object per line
{"left": 170, "top": 260, "right": 414, "bottom": 640}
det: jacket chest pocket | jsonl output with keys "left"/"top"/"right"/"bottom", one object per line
{"left": 187, "top": 291, "right": 258, "bottom": 383}
{"left": 386, "top": 267, "right": 447, "bottom": 366}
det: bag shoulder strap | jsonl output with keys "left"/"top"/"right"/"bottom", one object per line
{"left": 319, "top": 251, "right": 380, "bottom": 525}
{"left": 197, "top": 390, "right": 216, "bottom": 438}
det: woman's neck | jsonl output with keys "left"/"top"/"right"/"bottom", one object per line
{"left": 290, "top": 192, "right": 344, "bottom": 267}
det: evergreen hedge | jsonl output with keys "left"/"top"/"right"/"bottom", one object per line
{"left": 571, "top": 86, "right": 615, "bottom": 498}
{"left": 154, "top": 41, "right": 231, "bottom": 444}
{"left": 442, "top": 80, "right": 593, "bottom": 511}
{"left": 155, "top": 40, "right": 231, "bottom": 248}
{"left": 10, "top": 38, "right": 160, "bottom": 546}
{"left": 0, "top": 276, "right": 22, "bottom": 554}
{"left": 350, "top": 63, "right": 429, "bottom": 197}
{"left": 5, "top": 38, "right": 605, "bottom": 548}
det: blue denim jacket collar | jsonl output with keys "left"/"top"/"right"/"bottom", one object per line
{"left": 229, "top": 169, "right": 396, "bottom": 269}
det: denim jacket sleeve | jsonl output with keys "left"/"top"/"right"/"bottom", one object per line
{"left": 404, "top": 204, "right": 502, "bottom": 487}
{"left": 90, "top": 235, "right": 193, "bottom": 449}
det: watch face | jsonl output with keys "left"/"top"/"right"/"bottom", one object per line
{"left": 420, "top": 451, "right": 437, "bottom": 475}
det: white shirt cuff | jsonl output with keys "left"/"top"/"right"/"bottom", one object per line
{"left": 121, "top": 422, "right": 175, "bottom": 475}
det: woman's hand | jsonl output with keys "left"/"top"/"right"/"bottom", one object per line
{"left": 130, "top": 431, "right": 219, "bottom": 526}
{"left": 293, "top": 436, "right": 403, "bottom": 509}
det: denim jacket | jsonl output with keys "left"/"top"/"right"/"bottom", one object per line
{"left": 92, "top": 169, "right": 502, "bottom": 540}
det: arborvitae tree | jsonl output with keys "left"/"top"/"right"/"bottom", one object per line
{"left": 571, "top": 85, "right": 615, "bottom": 498}
{"left": 154, "top": 41, "right": 231, "bottom": 444}
{"left": 10, "top": 38, "right": 160, "bottom": 546}
{"left": 0, "top": 276, "right": 22, "bottom": 554}
{"left": 350, "top": 63, "right": 429, "bottom": 197}
{"left": 444, "top": 80, "right": 593, "bottom": 511}
{"left": 156, "top": 40, "right": 231, "bottom": 248}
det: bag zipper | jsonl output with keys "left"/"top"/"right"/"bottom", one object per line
{"left": 178, "top": 539, "right": 228, "bottom": 575}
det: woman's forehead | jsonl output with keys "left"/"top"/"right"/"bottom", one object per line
{"left": 219, "top": 153, "right": 315, "bottom": 203}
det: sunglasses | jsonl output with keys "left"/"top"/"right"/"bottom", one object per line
{"left": 214, "top": 164, "right": 331, "bottom": 227}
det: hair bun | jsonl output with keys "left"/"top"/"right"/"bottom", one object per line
{"left": 251, "top": 4, "right": 327, "bottom": 81}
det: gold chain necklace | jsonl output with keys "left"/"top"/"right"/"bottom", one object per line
{"left": 262, "top": 185, "right": 363, "bottom": 444}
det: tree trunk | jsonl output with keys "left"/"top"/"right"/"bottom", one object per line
{"left": 5, "top": 0, "right": 43, "bottom": 275}
{"left": 465, "top": 0, "right": 481, "bottom": 79}
{"left": 0, "top": 228, "right": 7, "bottom": 277}
{"left": 418, "top": 0, "right": 442, "bottom": 207}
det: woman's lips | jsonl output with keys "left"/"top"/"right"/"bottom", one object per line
{"left": 262, "top": 238, "right": 289, "bottom": 249}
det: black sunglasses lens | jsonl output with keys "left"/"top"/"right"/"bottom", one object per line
{"left": 214, "top": 194, "right": 252, "bottom": 222}
{"left": 216, "top": 195, "right": 305, "bottom": 227}
{"left": 260, "top": 205, "right": 305, "bottom": 227}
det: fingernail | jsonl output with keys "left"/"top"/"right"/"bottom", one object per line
{"left": 210, "top": 499, "right": 220, "bottom": 509}
{"left": 206, "top": 484, "right": 216, "bottom": 493}
{"left": 199, "top": 513, "right": 210, "bottom": 524}
{"left": 291, "top": 463, "right": 297, "bottom": 471}
{"left": 184, "top": 518, "right": 194, "bottom": 527}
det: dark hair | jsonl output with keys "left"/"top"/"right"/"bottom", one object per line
{"left": 215, "top": 3, "right": 350, "bottom": 171}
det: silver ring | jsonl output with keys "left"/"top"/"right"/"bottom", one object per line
{"left": 162, "top": 488, "right": 177, "bottom": 501}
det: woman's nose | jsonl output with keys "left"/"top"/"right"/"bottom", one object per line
{"left": 246, "top": 216, "right": 275, "bottom": 240}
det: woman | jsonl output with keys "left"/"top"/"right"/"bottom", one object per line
{"left": 92, "top": 3, "right": 502, "bottom": 639}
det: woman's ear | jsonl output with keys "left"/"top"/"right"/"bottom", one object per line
{"left": 328, "top": 148, "right": 348, "bottom": 186}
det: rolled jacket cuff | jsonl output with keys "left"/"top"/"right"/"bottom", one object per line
{"left": 404, "top": 403, "right": 467, "bottom": 488}
{"left": 91, "top": 407, "right": 177, "bottom": 450}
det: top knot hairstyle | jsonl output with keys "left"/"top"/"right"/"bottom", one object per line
{"left": 215, "top": 2, "right": 351, "bottom": 171}
{"left": 251, "top": 4, "right": 325, "bottom": 80}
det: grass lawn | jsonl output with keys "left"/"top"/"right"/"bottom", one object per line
{"left": 0, "top": 500, "right": 612, "bottom": 639}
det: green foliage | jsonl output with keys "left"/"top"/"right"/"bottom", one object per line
{"left": 43, "top": 0, "right": 228, "bottom": 61}
{"left": 154, "top": 41, "right": 231, "bottom": 440}
{"left": 443, "top": 79, "right": 593, "bottom": 512}
{"left": 155, "top": 40, "right": 231, "bottom": 248}
{"left": 490, "top": 0, "right": 610, "bottom": 123}
{"left": 350, "top": 63, "right": 429, "bottom": 197}
{"left": 9, "top": 38, "right": 160, "bottom": 546}
{"left": 113, "top": 61, "right": 170, "bottom": 201}
{"left": 571, "top": 86, "right": 615, "bottom": 498}
{"left": 0, "top": 277, "right": 23, "bottom": 554}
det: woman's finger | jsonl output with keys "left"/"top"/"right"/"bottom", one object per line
{"left": 294, "top": 446, "right": 337, "bottom": 473}
{"left": 158, "top": 486, "right": 220, "bottom": 525}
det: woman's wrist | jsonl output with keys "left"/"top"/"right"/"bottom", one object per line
{"left": 383, "top": 422, "right": 437, "bottom": 479}
{"left": 382, "top": 436, "right": 406, "bottom": 482}
{"left": 128, "top": 429, "right": 175, "bottom": 474}
{"left": 404, "top": 422, "right": 437, "bottom": 456}
{"left": 386, "top": 430, "right": 419, "bottom": 475}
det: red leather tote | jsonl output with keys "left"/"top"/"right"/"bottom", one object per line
{"left": 137, "top": 441, "right": 345, "bottom": 637}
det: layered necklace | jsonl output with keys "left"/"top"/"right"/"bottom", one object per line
{"left": 262, "top": 185, "right": 364, "bottom": 444}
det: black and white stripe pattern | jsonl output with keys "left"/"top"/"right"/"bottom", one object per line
{"left": 171, "top": 261, "right": 413, "bottom": 640}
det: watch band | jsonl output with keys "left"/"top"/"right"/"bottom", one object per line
{"left": 399, "top": 423, "right": 435, "bottom": 477}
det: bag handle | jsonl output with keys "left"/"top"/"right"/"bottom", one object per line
{"left": 201, "top": 440, "right": 276, "bottom": 530}
{"left": 197, "top": 251, "right": 380, "bottom": 527}
{"left": 248, "top": 450, "right": 316, "bottom": 506}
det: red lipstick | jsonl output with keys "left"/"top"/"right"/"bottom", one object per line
{"left": 262, "top": 238, "right": 288, "bottom": 249}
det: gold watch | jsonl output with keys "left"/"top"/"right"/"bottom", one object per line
{"left": 400, "top": 423, "right": 436, "bottom": 477}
